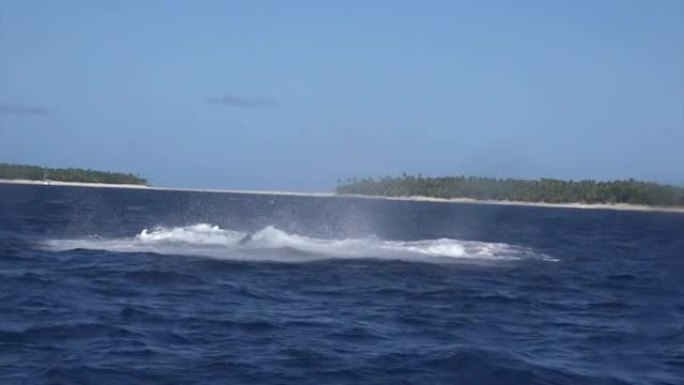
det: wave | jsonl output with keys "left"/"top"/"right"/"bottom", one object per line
{"left": 41, "top": 224, "right": 556, "bottom": 263}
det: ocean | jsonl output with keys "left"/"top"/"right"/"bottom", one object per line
{"left": 1, "top": 184, "right": 682, "bottom": 384}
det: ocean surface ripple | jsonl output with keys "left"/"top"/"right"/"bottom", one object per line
{"left": 1, "top": 184, "right": 683, "bottom": 384}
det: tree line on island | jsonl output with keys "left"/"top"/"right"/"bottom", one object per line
{"left": 0, "top": 163, "right": 147, "bottom": 185}
{"left": 336, "top": 174, "right": 684, "bottom": 207}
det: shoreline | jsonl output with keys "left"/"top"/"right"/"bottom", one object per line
{"left": 0, "top": 179, "right": 149, "bottom": 190}
{"left": 1, "top": 178, "right": 683, "bottom": 214}
{"left": 0, "top": 179, "right": 334, "bottom": 197}
{"left": 342, "top": 194, "right": 684, "bottom": 214}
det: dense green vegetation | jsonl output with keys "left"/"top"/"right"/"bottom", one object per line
{"left": 336, "top": 175, "right": 684, "bottom": 206}
{"left": 0, "top": 163, "right": 147, "bottom": 185}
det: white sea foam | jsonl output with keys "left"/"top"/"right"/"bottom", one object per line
{"left": 137, "top": 224, "right": 245, "bottom": 245}
{"left": 41, "top": 224, "right": 557, "bottom": 263}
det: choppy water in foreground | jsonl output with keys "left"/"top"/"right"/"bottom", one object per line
{"left": 1, "top": 184, "right": 683, "bottom": 384}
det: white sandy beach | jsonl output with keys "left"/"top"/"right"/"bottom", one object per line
{"left": 0, "top": 179, "right": 334, "bottom": 197}
{"left": 1, "top": 179, "right": 683, "bottom": 214}
{"left": 352, "top": 194, "right": 684, "bottom": 214}
{"left": 0, "top": 179, "right": 149, "bottom": 190}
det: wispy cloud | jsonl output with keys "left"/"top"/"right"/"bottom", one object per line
{"left": 0, "top": 103, "right": 51, "bottom": 116}
{"left": 207, "top": 95, "right": 277, "bottom": 108}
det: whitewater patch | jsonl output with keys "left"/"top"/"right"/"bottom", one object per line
{"left": 41, "top": 224, "right": 557, "bottom": 263}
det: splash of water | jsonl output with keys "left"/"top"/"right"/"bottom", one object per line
{"left": 41, "top": 224, "right": 557, "bottom": 263}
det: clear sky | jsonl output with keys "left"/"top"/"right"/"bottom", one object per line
{"left": 1, "top": 0, "right": 682, "bottom": 191}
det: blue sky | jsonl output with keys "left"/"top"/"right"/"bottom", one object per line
{"left": 1, "top": 0, "right": 682, "bottom": 190}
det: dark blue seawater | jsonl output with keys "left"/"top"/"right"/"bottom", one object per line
{"left": 1, "top": 184, "right": 683, "bottom": 385}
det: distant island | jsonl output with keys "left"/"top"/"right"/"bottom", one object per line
{"left": 0, "top": 163, "right": 147, "bottom": 186}
{"left": 336, "top": 175, "right": 684, "bottom": 207}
